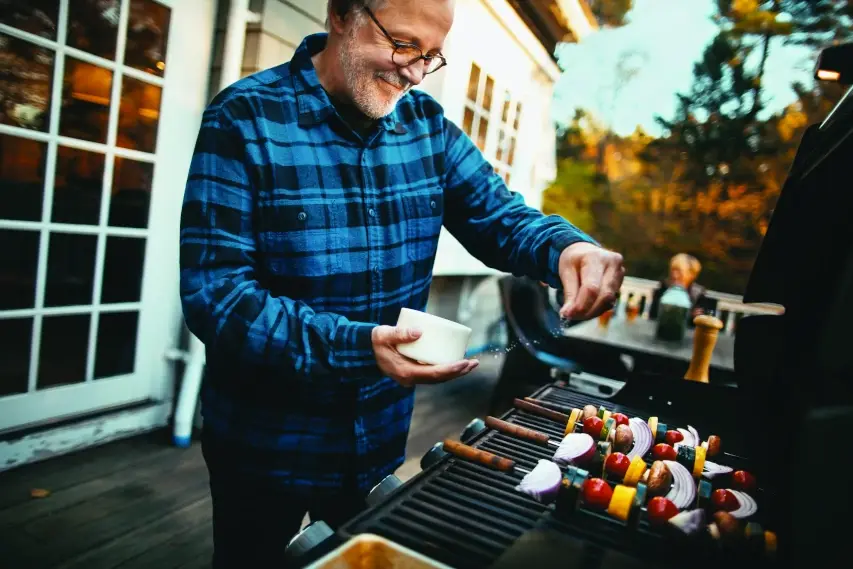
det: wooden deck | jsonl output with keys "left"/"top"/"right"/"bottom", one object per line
{"left": 0, "top": 359, "right": 502, "bottom": 569}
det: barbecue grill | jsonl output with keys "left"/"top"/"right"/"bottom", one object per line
{"left": 287, "top": 381, "right": 773, "bottom": 569}
{"left": 286, "top": 43, "right": 853, "bottom": 569}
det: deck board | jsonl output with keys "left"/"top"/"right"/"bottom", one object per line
{"left": 0, "top": 358, "right": 502, "bottom": 568}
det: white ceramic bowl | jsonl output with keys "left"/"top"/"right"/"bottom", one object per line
{"left": 395, "top": 308, "right": 473, "bottom": 365}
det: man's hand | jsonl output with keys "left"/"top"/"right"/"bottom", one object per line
{"left": 558, "top": 242, "right": 625, "bottom": 320}
{"left": 372, "top": 326, "right": 479, "bottom": 388}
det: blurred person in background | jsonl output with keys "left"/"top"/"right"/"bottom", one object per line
{"left": 649, "top": 253, "right": 716, "bottom": 320}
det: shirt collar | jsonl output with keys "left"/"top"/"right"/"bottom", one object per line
{"left": 290, "top": 33, "right": 408, "bottom": 134}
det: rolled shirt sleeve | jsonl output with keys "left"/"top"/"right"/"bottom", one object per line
{"left": 441, "top": 117, "right": 599, "bottom": 288}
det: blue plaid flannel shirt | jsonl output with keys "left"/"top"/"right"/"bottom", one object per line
{"left": 179, "top": 33, "right": 596, "bottom": 493}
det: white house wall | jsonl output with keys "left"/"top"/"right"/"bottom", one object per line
{"left": 431, "top": 0, "right": 562, "bottom": 276}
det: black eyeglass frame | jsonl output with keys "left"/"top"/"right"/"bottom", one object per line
{"left": 363, "top": 5, "right": 448, "bottom": 75}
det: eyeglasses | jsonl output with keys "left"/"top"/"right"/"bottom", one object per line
{"left": 363, "top": 6, "right": 447, "bottom": 75}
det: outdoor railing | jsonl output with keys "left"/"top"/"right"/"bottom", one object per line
{"left": 617, "top": 276, "right": 784, "bottom": 335}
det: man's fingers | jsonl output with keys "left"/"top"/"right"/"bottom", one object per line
{"left": 571, "top": 261, "right": 604, "bottom": 318}
{"left": 587, "top": 263, "right": 620, "bottom": 317}
{"left": 404, "top": 359, "right": 479, "bottom": 385}
{"left": 375, "top": 325, "right": 421, "bottom": 345}
{"left": 560, "top": 264, "right": 580, "bottom": 318}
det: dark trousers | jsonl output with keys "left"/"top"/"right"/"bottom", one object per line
{"left": 201, "top": 432, "right": 368, "bottom": 569}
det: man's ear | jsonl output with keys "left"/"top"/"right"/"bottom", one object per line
{"left": 326, "top": 0, "right": 350, "bottom": 34}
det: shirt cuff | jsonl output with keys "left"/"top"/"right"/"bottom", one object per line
{"left": 336, "top": 321, "right": 381, "bottom": 380}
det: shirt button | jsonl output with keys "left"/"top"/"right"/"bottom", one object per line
{"left": 430, "top": 200, "right": 437, "bottom": 209}
{"left": 297, "top": 211, "right": 307, "bottom": 221}
{"left": 368, "top": 208, "right": 376, "bottom": 218}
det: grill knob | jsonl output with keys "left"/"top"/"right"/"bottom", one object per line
{"left": 460, "top": 417, "right": 486, "bottom": 442}
{"left": 420, "top": 441, "right": 449, "bottom": 470}
{"left": 367, "top": 474, "right": 403, "bottom": 506}
{"left": 284, "top": 520, "right": 334, "bottom": 559}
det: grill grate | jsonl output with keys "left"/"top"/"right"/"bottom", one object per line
{"left": 337, "top": 382, "right": 772, "bottom": 569}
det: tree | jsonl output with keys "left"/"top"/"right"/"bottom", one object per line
{"left": 717, "top": 0, "right": 853, "bottom": 48}
{"left": 544, "top": 2, "right": 849, "bottom": 293}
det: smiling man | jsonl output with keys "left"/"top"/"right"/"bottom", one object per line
{"left": 179, "top": 0, "right": 624, "bottom": 566}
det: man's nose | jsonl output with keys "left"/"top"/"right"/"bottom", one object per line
{"left": 398, "top": 60, "right": 428, "bottom": 86}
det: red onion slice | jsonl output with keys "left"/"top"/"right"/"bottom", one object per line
{"left": 678, "top": 428, "right": 696, "bottom": 448}
{"left": 728, "top": 489, "right": 758, "bottom": 518}
{"left": 553, "top": 433, "right": 595, "bottom": 466}
{"left": 627, "top": 417, "right": 653, "bottom": 459}
{"left": 663, "top": 460, "right": 696, "bottom": 509}
{"left": 688, "top": 425, "right": 700, "bottom": 447}
{"left": 668, "top": 508, "right": 706, "bottom": 535}
{"left": 516, "top": 459, "right": 562, "bottom": 503}
{"left": 702, "top": 460, "right": 733, "bottom": 479}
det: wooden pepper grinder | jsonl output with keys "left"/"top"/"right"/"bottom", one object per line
{"left": 684, "top": 314, "right": 725, "bottom": 383}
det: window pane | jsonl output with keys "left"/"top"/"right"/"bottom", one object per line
{"left": 37, "top": 314, "right": 89, "bottom": 389}
{"left": 507, "top": 136, "right": 516, "bottom": 166}
{"left": 0, "top": 0, "right": 59, "bottom": 40}
{"left": 0, "top": 317, "right": 32, "bottom": 396}
{"left": 94, "top": 311, "right": 137, "bottom": 378}
{"left": 514, "top": 102, "right": 522, "bottom": 130}
{"left": 44, "top": 232, "right": 97, "bottom": 307}
{"left": 53, "top": 146, "right": 105, "bottom": 225}
{"left": 476, "top": 117, "right": 488, "bottom": 152}
{"left": 0, "top": 33, "right": 55, "bottom": 131}
{"left": 0, "top": 133, "right": 46, "bottom": 221}
{"left": 101, "top": 236, "right": 145, "bottom": 303}
{"left": 59, "top": 58, "right": 113, "bottom": 143}
{"left": 0, "top": 229, "right": 39, "bottom": 310}
{"left": 483, "top": 76, "right": 494, "bottom": 111}
{"left": 109, "top": 157, "right": 152, "bottom": 228}
{"left": 116, "top": 76, "right": 161, "bottom": 153}
{"left": 466, "top": 63, "right": 480, "bottom": 102}
{"left": 68, "top": 0, "right": 120, "bottom": 61}
{"left": 125, "top": 0, "right": 171, "bottom": 77}
{"left": 462, "top": 106, "right": 474, "bottom": 136}
{"left": 502, "top": 93, "right": 511, "bottom": 124}
{"left": 496, "top": 130, "right": 504, "bottom": 162}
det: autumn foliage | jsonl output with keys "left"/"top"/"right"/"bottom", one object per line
{"left": 543, "top": 0, "right": 851, "bottom": 293}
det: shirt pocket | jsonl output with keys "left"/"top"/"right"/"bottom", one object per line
{"left": 260, "top": 200, "right": 344, "bottom": 277}
{"left": 403, "top": 189, "right": 443, "bottom": 263}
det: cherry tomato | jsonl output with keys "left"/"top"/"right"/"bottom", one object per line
{"left": 711, "top": 489, "right": 739, "bottom": 512}
{"left": 582, "top": 478, "right": 613, "bottom": 510}
{"left": 731, "top": 470, "right": 756, "bottom": 493}
{"left": 604, "top": 452, "right": 631, "bottom": 479}
{"left": 647, "top": 496, "right": 679, "bottom": 525}
{"left": 652, "top": 443, "right": 677, "bottom": 461}
{"left": 583, "top": 416, "right": 604, "bottom": 439}
{"left": 664, "top": 430, "right": 684, "bottom": 446}
{"left": 611, "top": 413, "right": 629, "bottom": 427}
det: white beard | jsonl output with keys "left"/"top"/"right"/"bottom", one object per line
{"left": 338, "top": 24, "right": 411, "bottom": 119}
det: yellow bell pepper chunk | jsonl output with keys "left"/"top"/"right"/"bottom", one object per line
{"left": 693, "top": 444, "right": 707, "bottom": 478}
{"left": 607, "top": 484, "right": 637, "bottom": 521}
{"left": 566, "top": 408, "right": 581, "bottom": 436}
{"left": 623, "top": 455, "right": 647, "bottom": 486}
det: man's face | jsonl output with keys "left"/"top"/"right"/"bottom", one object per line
{"left": 336, "top": 0, "right": 454, "bottom": 118}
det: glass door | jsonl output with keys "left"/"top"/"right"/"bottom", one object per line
{"left": 0, "top": 0, "right": 213, "bottom": 432}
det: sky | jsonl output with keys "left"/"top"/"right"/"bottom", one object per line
{"left": 552, "top": 0, "right": 819, "bottom": 136}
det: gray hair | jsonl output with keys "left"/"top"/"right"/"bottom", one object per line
{"left": 325, "top": 0, "right": 387, "bottom": 30}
